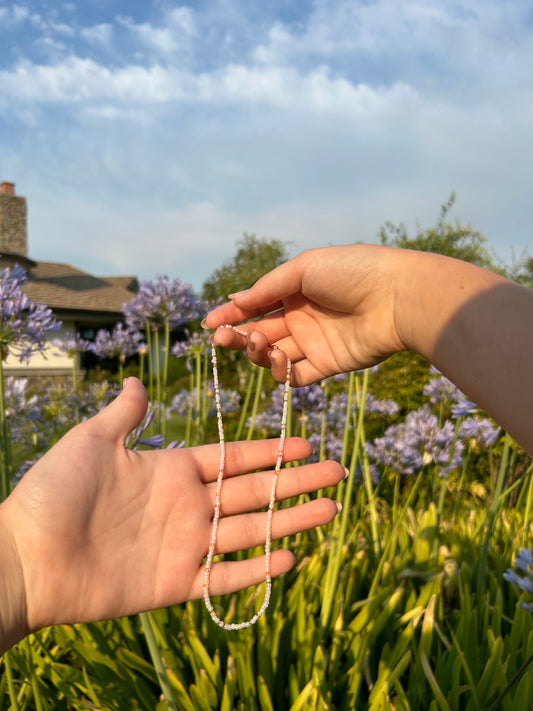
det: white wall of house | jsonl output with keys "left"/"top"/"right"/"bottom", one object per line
{"left": 3, "top": 321, "right": 76, "bottom": 376}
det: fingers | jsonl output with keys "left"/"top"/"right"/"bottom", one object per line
{"left": 203, "top": 254, "right": 306, "bottom": 332}
{"left": 196, "top": 549, "right": 297, "bottom": 598}
{"left": 245, "top": 334, "right": 329, "bottom": 386}
{"left": 229, "top": 258, "right": 304, "bottom": 313}
{"left": 89, "top": 377, "right": 148, "bottom": 442}
{"left": 190, "top": 437, "right": 313, "bottom": 482}
{"left": 210, "top": 459, "right": 346, "bottom": 515}
{"left": 204, "top": 300, "right": 285, "bottom": 331}
{"left": 214, "top": 498, "right": 340, "bottom": 555}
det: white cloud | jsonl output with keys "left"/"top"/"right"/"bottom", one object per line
{"left": 80, "top": 23, "right": 114, "bottom": 49}
{"left": 117, "top": 7, "right": 196, "bottom": 57}
{"left": 0, "top": 54, "right": 423, "bottom": 126}
{"left": 2, "top": 0, "right": 532, "bottom": 289}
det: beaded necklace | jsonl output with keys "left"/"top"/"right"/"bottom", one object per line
{"left": 203, "top": 325, "right": 292, "bottom": 630}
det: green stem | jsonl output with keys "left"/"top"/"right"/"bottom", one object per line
{"left": 201, "top": 349, "right": 209, "bottom": 433}
{"left": 3, "top": 649, "right": 20, "bottom": 711}
{"left": 138, "top": 350, "right": 145, "bottom": 384}
{"left": 72, "top": 356, "right": 80, "bottom": 425}
{"left": 184, "top": 372, "right": 194, "bottom": 447}
{"left": 368, "top": 467, "right": 426, "bottom": 598}
{"left": 355, "top": 372, "right": 379, "bottom": 555}
{"left": 521, "top": 464, "right": 533, "bottom": 547}
{"left": 145, "top": 324, "right": 154, "bottom": 405}
{"left": 485, "top": 648, "right": 533, "bottom": 711}
{"left": 139, "top": 611, "right": 178, "bottom": 711}
{"left": 476, "top": 433, "right": 510, "bottom": 609}
{"left": 235, "top": 366, "right": 256, "bottom": 440}
{"left": 246, "top": 366, "right": 264, "bottom": 440}
{"left": 154, "top": 328, "right": 162, "bottom": 432}
{"left": 0, "top": 358, "right": 13, "bottom": 501}
{"left": 320, "top": 370, "right": 370, "bottom": 630}
{"left": 194, "top": 352, "right": 203, "bottom": 445}
{"left": 162, "top": 320, "right": 170, "bottom": 441}
{"left": 24, "top": 637, "right": 44, "bottom": 711}
{"left": 340, "top": 371, "right": 356, "bottom": 468}
{"left": 318, "top": 387, "right": 328, "bottom": 463}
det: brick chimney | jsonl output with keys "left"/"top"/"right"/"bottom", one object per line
{"left": 0, "top": 181, "right": 28, "bottom": 257}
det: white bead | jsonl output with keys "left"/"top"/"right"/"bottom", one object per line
{"left": 204, "top": 326, "right": 292, "bottom": 630}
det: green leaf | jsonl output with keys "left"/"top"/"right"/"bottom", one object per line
{"left": 420, "top": 651, "right": 452, "bottom": 711}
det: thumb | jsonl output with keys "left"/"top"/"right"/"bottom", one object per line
{"left": 228, "top": 258, "right": 303, "bottom": 315}
{"left": 92, "top": 377, "right": 148, "bottom": 442}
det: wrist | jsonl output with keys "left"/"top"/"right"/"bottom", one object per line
{"left": 0, "top": 500, "right": 28, "bottom": 654}
{"left": 391, "top": 249, "right": 501, "bottom": 361}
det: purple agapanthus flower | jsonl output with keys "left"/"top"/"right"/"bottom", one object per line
{"left": 290, "top": 383, "right": 327, "bottom": 413}
{"left": 92, "top": 323, "right": 144, "bottom": 361}
{"left": 52, "top": 333, "right": 91, "bottom": 356}
{"left": 504, "top": 549, "right": 533, "bottom": 611}
{"left": 170, "top": 382, "right": 240, "bottom": 419}
{"left": 459, "top": 416, "right": 501, "bottom": 448}
{"left": 172, "top": 330, "right": 211, "bottom": 370}
{"left": 125, "top": 408, "right": 181, "bottom": 450}
{"left": 0, "top": 264, "right": 61, "bottom": 362}
{"left": 123, "top": 275, "right": 203, "bottom": 332}
{"left": 308, "top": 431, "right": 345, "bottom": 462}
{"left": 366, "top": 405, "right": 465, "bottom": 477}
{"left": 450, "top": 396, "right": 478, "bottom": 419}
{"left": 3, "top": 377, "right": 42, "bottom": 444}
{"left": 423, "top": 369, "right": 464, "bottom": 406}
{"left": 365, "top": 393, "right": 400, "bottom": 418}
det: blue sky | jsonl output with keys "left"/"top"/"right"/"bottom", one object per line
{"left": 1, "top": 0, "right": 532, "bottom": 290}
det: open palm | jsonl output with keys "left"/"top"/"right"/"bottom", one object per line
{"left": 3, "top": 377, "right": 343, "bottom": 637}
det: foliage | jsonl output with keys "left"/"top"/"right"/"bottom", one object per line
{"left": 3, "top": 325, "right": 533, "bottom": 709}
{"left": 501, "top": 248, "right": 533, "bottom": 288}
{"left": 202, "top": 233, "right": 289, "bottom": 303}
{"left": 3, "top": 226, "right": 533, "bottom": 709}
{"left": 379, "top": 192, "right": 497, "bottom": 270}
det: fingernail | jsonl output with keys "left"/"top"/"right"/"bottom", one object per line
{"left": 335, "top": 501, "right": 343, "bottom": 513}
{"left": 201, "top": 318, "right": 209, "bottom": 330}
{"left": 248, "top": 338, "right": 256, "bottom": 353}
{"left": 228, "top": 289, "right": 249, "bottom": 300}
{"left": 343, "top": 467, "right": 350, "bottom": 479}
{"left": 122, "top": 377, "right": 130, "bottom": 389}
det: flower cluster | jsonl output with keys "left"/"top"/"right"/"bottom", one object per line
{"left": 366, "top": 406, "right": 464, "bottom": 477}
{"left": 365, "top": 370, "right": 500, "bottom": 479}
{"left": 248, "top": 378, "right": 400, "bottom": 462}
{"left": 92, "top": 323, "right": 144, "bottom": 362}
{"left": 3, "top": 377, "right": 41, "bottom": 443}
{"left": 504, "top": 549, "right": 533, "bottom": 612}
{"left": 123, "top": 275, "right": 203, "bottom": 332}
{"left": 170, "top": 381, "right": 240, "bottom": 419}
{"left": 0, "top": 264, "right": 60, "bottom": 363}
{"left": 52, "top": 333, "right": 91, "bottom": 357}
{"left": 172, "top": 330, "right": 211, "bottom": 370}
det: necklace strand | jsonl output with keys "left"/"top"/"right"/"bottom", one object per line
{"left": 203, "top": 325, "right": 292, "bottom": 630}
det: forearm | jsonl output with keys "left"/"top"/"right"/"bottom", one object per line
{"left": 0, "top": 503, "right": 27, "bottom": 654}
{"left": 396, "top": 250, "right": 533, "bottom": 454}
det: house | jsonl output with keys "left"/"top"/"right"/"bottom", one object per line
{"left": 0, "top": 181, "right": 138, "bottom": 383}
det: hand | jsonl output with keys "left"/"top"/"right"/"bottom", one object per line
{"left": 0, "top": 378, "right": 343, "bottom": 651}
{"left": 204, "top": 244, "right": 406, "bottom": 386}
{"left": 205, "top": 243, "right": 533, "bottom": 455}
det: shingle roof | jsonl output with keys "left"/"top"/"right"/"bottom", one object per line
{"left": 22, "top": 260, "right": 137, "bottom": 314}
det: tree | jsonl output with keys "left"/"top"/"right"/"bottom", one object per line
{"left": 502, "top": 248, "right": 533, "bottom": 289}
{"left": 202, "top": 233, "right": 289, "bottom": 303}
{"left": 378, "top": 192, "right": 496, "bottom": 269}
